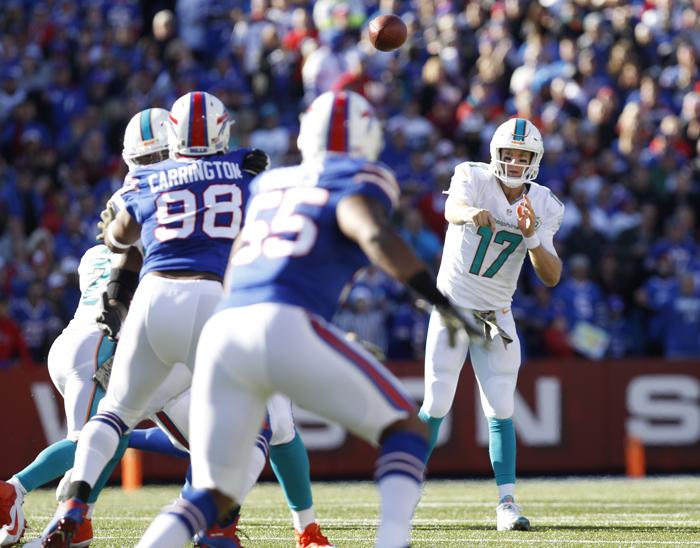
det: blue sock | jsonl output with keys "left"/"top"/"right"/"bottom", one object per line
{"left": 128, "top": 427, "right": 189, "bottom": 459}
{"left": 269, "top": 432, "right": 313, "bottom": 511}
{"left": 165, "top": 488, "right": 219, "bottom": 537}
{"left": 88, "top": 434, "right": 130, "bottom": 503}
{"left": 377, "top": 430, "right": 428, "bottom": 478}
{"left": 15, "top": 438, "right": 77, "bottom": 492}
{"left": 488, "top": 417, "right": 516, "bottom": 485}
{"left": 374, "top": 430, "right": 427, "bottom": 547}
{"left": 418, "top": 407, "right": 443, "bottom": 463}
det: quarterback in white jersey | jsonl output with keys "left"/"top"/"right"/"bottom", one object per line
{"left": 419, "top": 118, "right": 564, "bottom": 532}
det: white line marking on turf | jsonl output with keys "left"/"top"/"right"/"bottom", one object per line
{"left": 28, "top": 515, "right": 700, "bottom": 526}
{"left": 28, "top": 535, "right": 700, "bottom": 547}
{"left": 243, "top": 500, "right": 700, "bottom": 508}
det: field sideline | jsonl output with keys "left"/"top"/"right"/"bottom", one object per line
{"left": 19, "top": 477, "right": 700, "bottom": 546}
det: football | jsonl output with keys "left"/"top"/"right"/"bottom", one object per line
{"left": 368, "top": 14, "right": 407, "bottom": 52}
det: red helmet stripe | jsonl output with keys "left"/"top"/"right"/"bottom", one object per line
{"left": 188, "top": 92, "right": 206, "bottom": 148}
{"left": 327, "top": 92, "right": 348, "bottom": 152}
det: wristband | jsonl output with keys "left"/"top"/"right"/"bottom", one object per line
{"left": 524, "top": 233, "right": 541, "bottom": 250}
{"left": 107, "top": 223, "right": 131, "bottom": 250}
{"left": 407, "top": 270, "right": 451, "bottom": 308}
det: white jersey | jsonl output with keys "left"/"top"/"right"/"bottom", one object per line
{"left": 67, "top": 245, "right": 120, "bottom": 329}
{"left": 437, "top": 161, "right": 564, "bottom": 310}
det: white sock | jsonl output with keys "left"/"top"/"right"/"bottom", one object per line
{"left": 239, "top": 444, "right": 267, "bottom": 502}
{"left": 72, "top": 420, "right": 120, "bottom": 487}
{"left": 498, "top": 483, "right": 515, "bottom": 502}
{"left": 137, "top": 514, "right": 191, "bottom": 548}
{"left": 375, "top": 475, "right": 421, "bottom": 548}
{"left": 8, "top": 476, "right": 26, "bottom": 497}
{"left": 292, "top": 507, "right": 316, "bottom": 532}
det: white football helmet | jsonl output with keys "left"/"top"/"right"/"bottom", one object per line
{"left": 489, "top": 118, "right": 544, "bottom": 188}
{"left": 297, "top": 91, "right": 384, "bottom": 162}
{"left": 168, "top": 91, "right": 231, "bottom": 157}
{"left": 122, "top": 108, "right": 170, "bottom": 170}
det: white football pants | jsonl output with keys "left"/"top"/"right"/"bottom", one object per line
{"left": 423, "top": 307, "right": 521, "bottom": 420}
{"left": 190, "top": 303, "right": 414, "bottom": 501}
{"left": 47, "top": 326, "right": 108, "bottom": 441}
{"left": 97, "top": 274, "right": 222, "bottom": 428}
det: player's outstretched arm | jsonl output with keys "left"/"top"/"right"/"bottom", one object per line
{"left": 445, "top": 195, "right": 496, "bottom": 230}
{"left": 337, "top": 194, "right": 425, "bottom": 283}
{"left": 337, "top": 194, "right": 484, "bottom": 344}
{"left": 96, "top": 247, "right": 143, "bottom": 340}
{"left": 104, "top": 209, "right": 142, "bottom": 254}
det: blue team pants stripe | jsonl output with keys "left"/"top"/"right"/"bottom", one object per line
{"left": 308, "top": 315, "right": 414, "bottom": 412}
{"left": 140, "top": 109, "right": 153, "bottom": 141}
{"left": 155, "top": 410, "right": 190, "bottom": 450}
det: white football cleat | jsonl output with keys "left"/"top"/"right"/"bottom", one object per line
{"left": 496, "top": 496, "right": 531, "bottom": 531}
{"left": 0, "top": 480, "right": 25, "bottom": 546}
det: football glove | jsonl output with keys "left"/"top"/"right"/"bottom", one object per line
{"left": 242, "top": 148, "right": 270, "bottom": 176}
{"left": 436, "top": 303, "right": 482, "bottom": 347}
{"left": 96, "top": 292, "right": 128, "bottom": 341}
{"left": 416, "top": 299, "right": 486, "bottom": 348}
{"left": 96, "top": 203, "right": 116, "bottom": 242}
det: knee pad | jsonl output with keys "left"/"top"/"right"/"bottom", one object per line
{"left": 479, "top": 376, "right": 515, "bottom": 419}
{"left": 422, "top": 379, "right": 457, "bottom": 418}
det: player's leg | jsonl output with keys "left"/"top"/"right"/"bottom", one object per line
{"left": 128, "top": 427, "right": 189, "bottom": 459}
{"left": 267, "top": 394, "right": 332, "bottom": 547}
{"left": 268, "top": 307, "right": 426, "bottom": 548}
{"left": 143, "top": 378, "right": 270, "bottom": 547}
{"left": 138, "top": 309, "right": 271, "bottom": 548}
{"left": 51, "top": 430, "right": 129, "bottom": 548}
{"left": 0, "top": 330, "right": 105, "bottom": 546}
{"left": 43, "top": 278, "right": 210, "bottom": 545}
{"left": 469, "top": 310, "right": 529, "bottom": 531}
{"left": 419, "top": 308, "right": 470, "bottom": 458}
{"left": 10, "top": 331, "right": 104, "bottom": 494}
{"left": 65, "top": 277, "right": 219, "bottom": 500}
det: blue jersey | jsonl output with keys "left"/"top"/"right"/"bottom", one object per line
{"left": 121, "top": 149, "right": 255, "bottom": 278}
{"left": 222, "top": 156, "right": 400, "bottom": 320}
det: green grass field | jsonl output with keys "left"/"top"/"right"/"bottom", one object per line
{"left": 19, "top": 477, "right": 700, "bottom": 546}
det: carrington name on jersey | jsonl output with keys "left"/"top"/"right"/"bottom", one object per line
{"left": 141, "top": 160, "right": 244, "bottom": 193}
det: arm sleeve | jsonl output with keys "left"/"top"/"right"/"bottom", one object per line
{"left": 537, "top": 191, "right": 565, "bottom": 256}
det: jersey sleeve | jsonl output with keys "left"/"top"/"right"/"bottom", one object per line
{"left": 342, "top": 162, "right": 400, "bottom": 215}
{"left": 120, "top": 175, "right": 147, "bottom": 224}
{"left": 76, "top": 249, "right": 94, "bottom": 293}
{"left": 446, "top": 162, "right": 479, "bottom": 204}
{"left": 536, "top": 190, "right": 565, "bottom": 256}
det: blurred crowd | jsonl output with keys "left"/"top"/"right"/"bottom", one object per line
{"left": 0, "top": 0, "right": 699, "bottom": 366}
